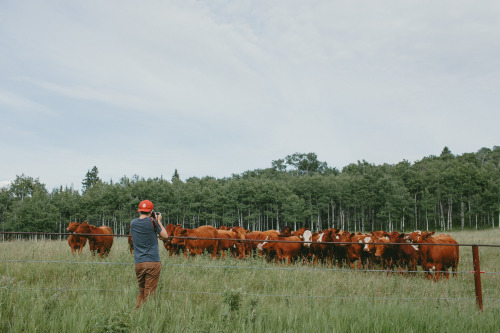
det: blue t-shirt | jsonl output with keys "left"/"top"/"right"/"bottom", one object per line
{"left": 130, "top": 217, "right": 161, "bottom": 263}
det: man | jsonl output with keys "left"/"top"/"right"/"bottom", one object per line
{"left": 130, "top": 199, "right": 169, "bottom": 309}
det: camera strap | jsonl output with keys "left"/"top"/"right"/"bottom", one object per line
{"left": 149, "top": 217, "right": 159, "bottom": 233}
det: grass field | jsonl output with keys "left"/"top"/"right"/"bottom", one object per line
{"left": 1, "top": 229, "right": 499, "bottom": 332}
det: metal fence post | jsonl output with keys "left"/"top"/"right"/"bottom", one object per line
{"left": 472, "top": 245, "right": 483, "bottom": 311}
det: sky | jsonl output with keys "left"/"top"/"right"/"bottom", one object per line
{"left": 1, "top": 0, "right": 499, "bottom": 191}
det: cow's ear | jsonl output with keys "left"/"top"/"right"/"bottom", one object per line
{"left": 181, "top": 229, "right": 187, "bottom": 235}
{"left": 430, "top": 231, "right": 435, "bottom": 235}
{"left": 350, "top": 233, "right": 355, "bottom": 237}
{"left": 423, "top": 232, "right": 433, "bottom": 240}
{"left": 370, "top": 231, "right": 374, "bottom": 236}
{"left": 335, "top": 228, "right": 340, "bottom": 233}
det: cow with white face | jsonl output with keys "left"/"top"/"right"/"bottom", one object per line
{"left": 345, "top": 233, "right": 376, "bottom": 269}
{"left": 302, "top": 230, "right": 313, "bottom": 248}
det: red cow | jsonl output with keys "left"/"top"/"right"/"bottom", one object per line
{"left": 329, "top": 229, "right": 352, "bottom": 267}
{"left": 217, "top": 229, "right": 246, "bottom": 259}
{"left": 406, "top": 231, "right": 459, "bottom": 281}
{"left": 257, "top": 234, "right": 303, "bottom": 266}
{"left": 388, "top": 231, "right": 420, "bottom": 275}
{"left": 244, "top": 230, "right": 279, "bottom": 257}
{"left": 161, "top": 224, "right": 183, "bottom": 256}
{"left": 309, "top": 229, "right": 336, "bottom": 266}
{"left": 75, "top": 222, "right": 114, "bottom": 258}
{"left": 346, "top": 233, "right": 374, "bottom": 269}
{"left": 66, "top": 222, "right": 87, "bottom": 254}
{"left": 373, "top": 236, "right": 396, "bottom": 272}
{"left": 172, "top": 225, "right": 219, "bottom": 258}
{"left": 126, "top": 224, "right": 134, "bottom": 254}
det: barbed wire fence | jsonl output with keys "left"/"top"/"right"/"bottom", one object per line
{"left": 1, "top": 231, "right": 499, "bottom": 311}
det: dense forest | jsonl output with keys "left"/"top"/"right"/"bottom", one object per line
{"left": 1, "top": 147, "right": 499, "bottom": 236}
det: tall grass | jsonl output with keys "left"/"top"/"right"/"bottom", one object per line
{"left": 1, "top": 229, "right": 499, "bottom": 332}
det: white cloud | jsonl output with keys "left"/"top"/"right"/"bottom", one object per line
{"left": 0, "top": 0, "right": 499, "bottom": 190}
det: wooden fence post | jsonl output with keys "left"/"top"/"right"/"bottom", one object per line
{"left": 472, "top": 245, "right": 483, "bottom": 311}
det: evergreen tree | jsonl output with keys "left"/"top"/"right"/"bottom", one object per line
{"left": 172, "top": 169, "right": 180, "bottom": 182}
{"left": 82, "top": 166, "right": 100, "bottom": 193}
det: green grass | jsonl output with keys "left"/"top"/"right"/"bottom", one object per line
{"left": 1, "top": 229, "right": 499, "bottom": 332}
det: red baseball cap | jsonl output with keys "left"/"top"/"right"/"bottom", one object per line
{"left": 137, "top": 200, "right": 154, "bottom": 212}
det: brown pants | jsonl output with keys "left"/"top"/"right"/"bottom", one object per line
{"left": 135, "top": 262, "right": 162, "bottom": 308}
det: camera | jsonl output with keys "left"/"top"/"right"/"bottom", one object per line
{"left": 151, "top": 210, "right": 160, "bottom": 219}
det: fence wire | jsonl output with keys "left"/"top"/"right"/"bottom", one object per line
{"left": 7, "top": 286, "right": 500, "bottom": 302}
{"left": 1, "top": 259, "right": 499, "bottom": 275}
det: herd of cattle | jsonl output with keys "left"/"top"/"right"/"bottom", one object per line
{"left": 66, "top": 222, "right": 460, "bottom": 281}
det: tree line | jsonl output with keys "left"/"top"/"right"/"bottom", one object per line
{"left": 1, "top": 148, "right": 499, "bottom": 236}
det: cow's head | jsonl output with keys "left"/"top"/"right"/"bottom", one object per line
{"left": 234, "top": 242, "right": 246, "bottom": 259}
{"left": 363, "top": 236, "right": 375, "bottom": 252}
{"left": 374, "top": 238, "right": 389, "bottom": 257}
{"left": 257, "top": 236, "right": 270, "bottom": 251}
{"left": 279, "top": 226, "right": 293, "bottom": 237}
{"left": 322, "top": 230, "right": 334, "bottom": 243}
{"left": 302, "top": 230, "right": 313, "bottom": 248}
{"left": 335, "top": 231, "right": 353, "bottom": 247}
{"left": 67, "top": 222, "right": 80, "bottom": 232}
{"left": 171, "top": 227, "right": 187, "bottom": 245}
{"left": 75, "top": 221, "right": 91, "bottom": 234}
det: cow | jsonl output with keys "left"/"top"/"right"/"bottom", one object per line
{"left": 373, "top": 237, "right": 396, "bottom": 272}
{"left": 388, "top": 231, "right": 420, "bottom": 275}
{"left": 328, "top": 229, "right": 351, "bottom": 267}
{"left": 127, "top": 224, "right": 134, "bottom": 254}
{"left": 368, "top": 231, "right": 393, "bottom": 270}
{"left": 217, "top": 229, "right": 246, "bottom": 259}
{"left": 244, "top": 229, "right": 279, "bottom": 258}
{"left": 171, "top": 225, "right": 219, "bottom": 259}
{"left": 309, "top": 229, "right": 336, "bottom": 266}
{"left": 257, "top": 234, "right": 303, "bottom": 266}
{"left": 406, "top": 231, "right": 459, "bottom": 281}
{"left": 74, "top": 221, "right": 114, "bottom": 258}
{"left": 66, "top": 222, "right": 87, "bottom": 254}
{"left": 346, "top": 233, "right": 375, "bottom": 269}
{"left": 161, "top": 224, "right": 183, "bottom": 256}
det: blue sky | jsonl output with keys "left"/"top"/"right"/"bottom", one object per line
{"left": 1, "top": 0, "right": 499, "bottom": 191}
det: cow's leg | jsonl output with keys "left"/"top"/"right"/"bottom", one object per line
{"left": 433, "top": 265, "right": 441, "bottom": 282}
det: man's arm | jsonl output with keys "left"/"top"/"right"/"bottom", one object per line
{"left": 156, "top": 213, "right": 169, "bottom": 239}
